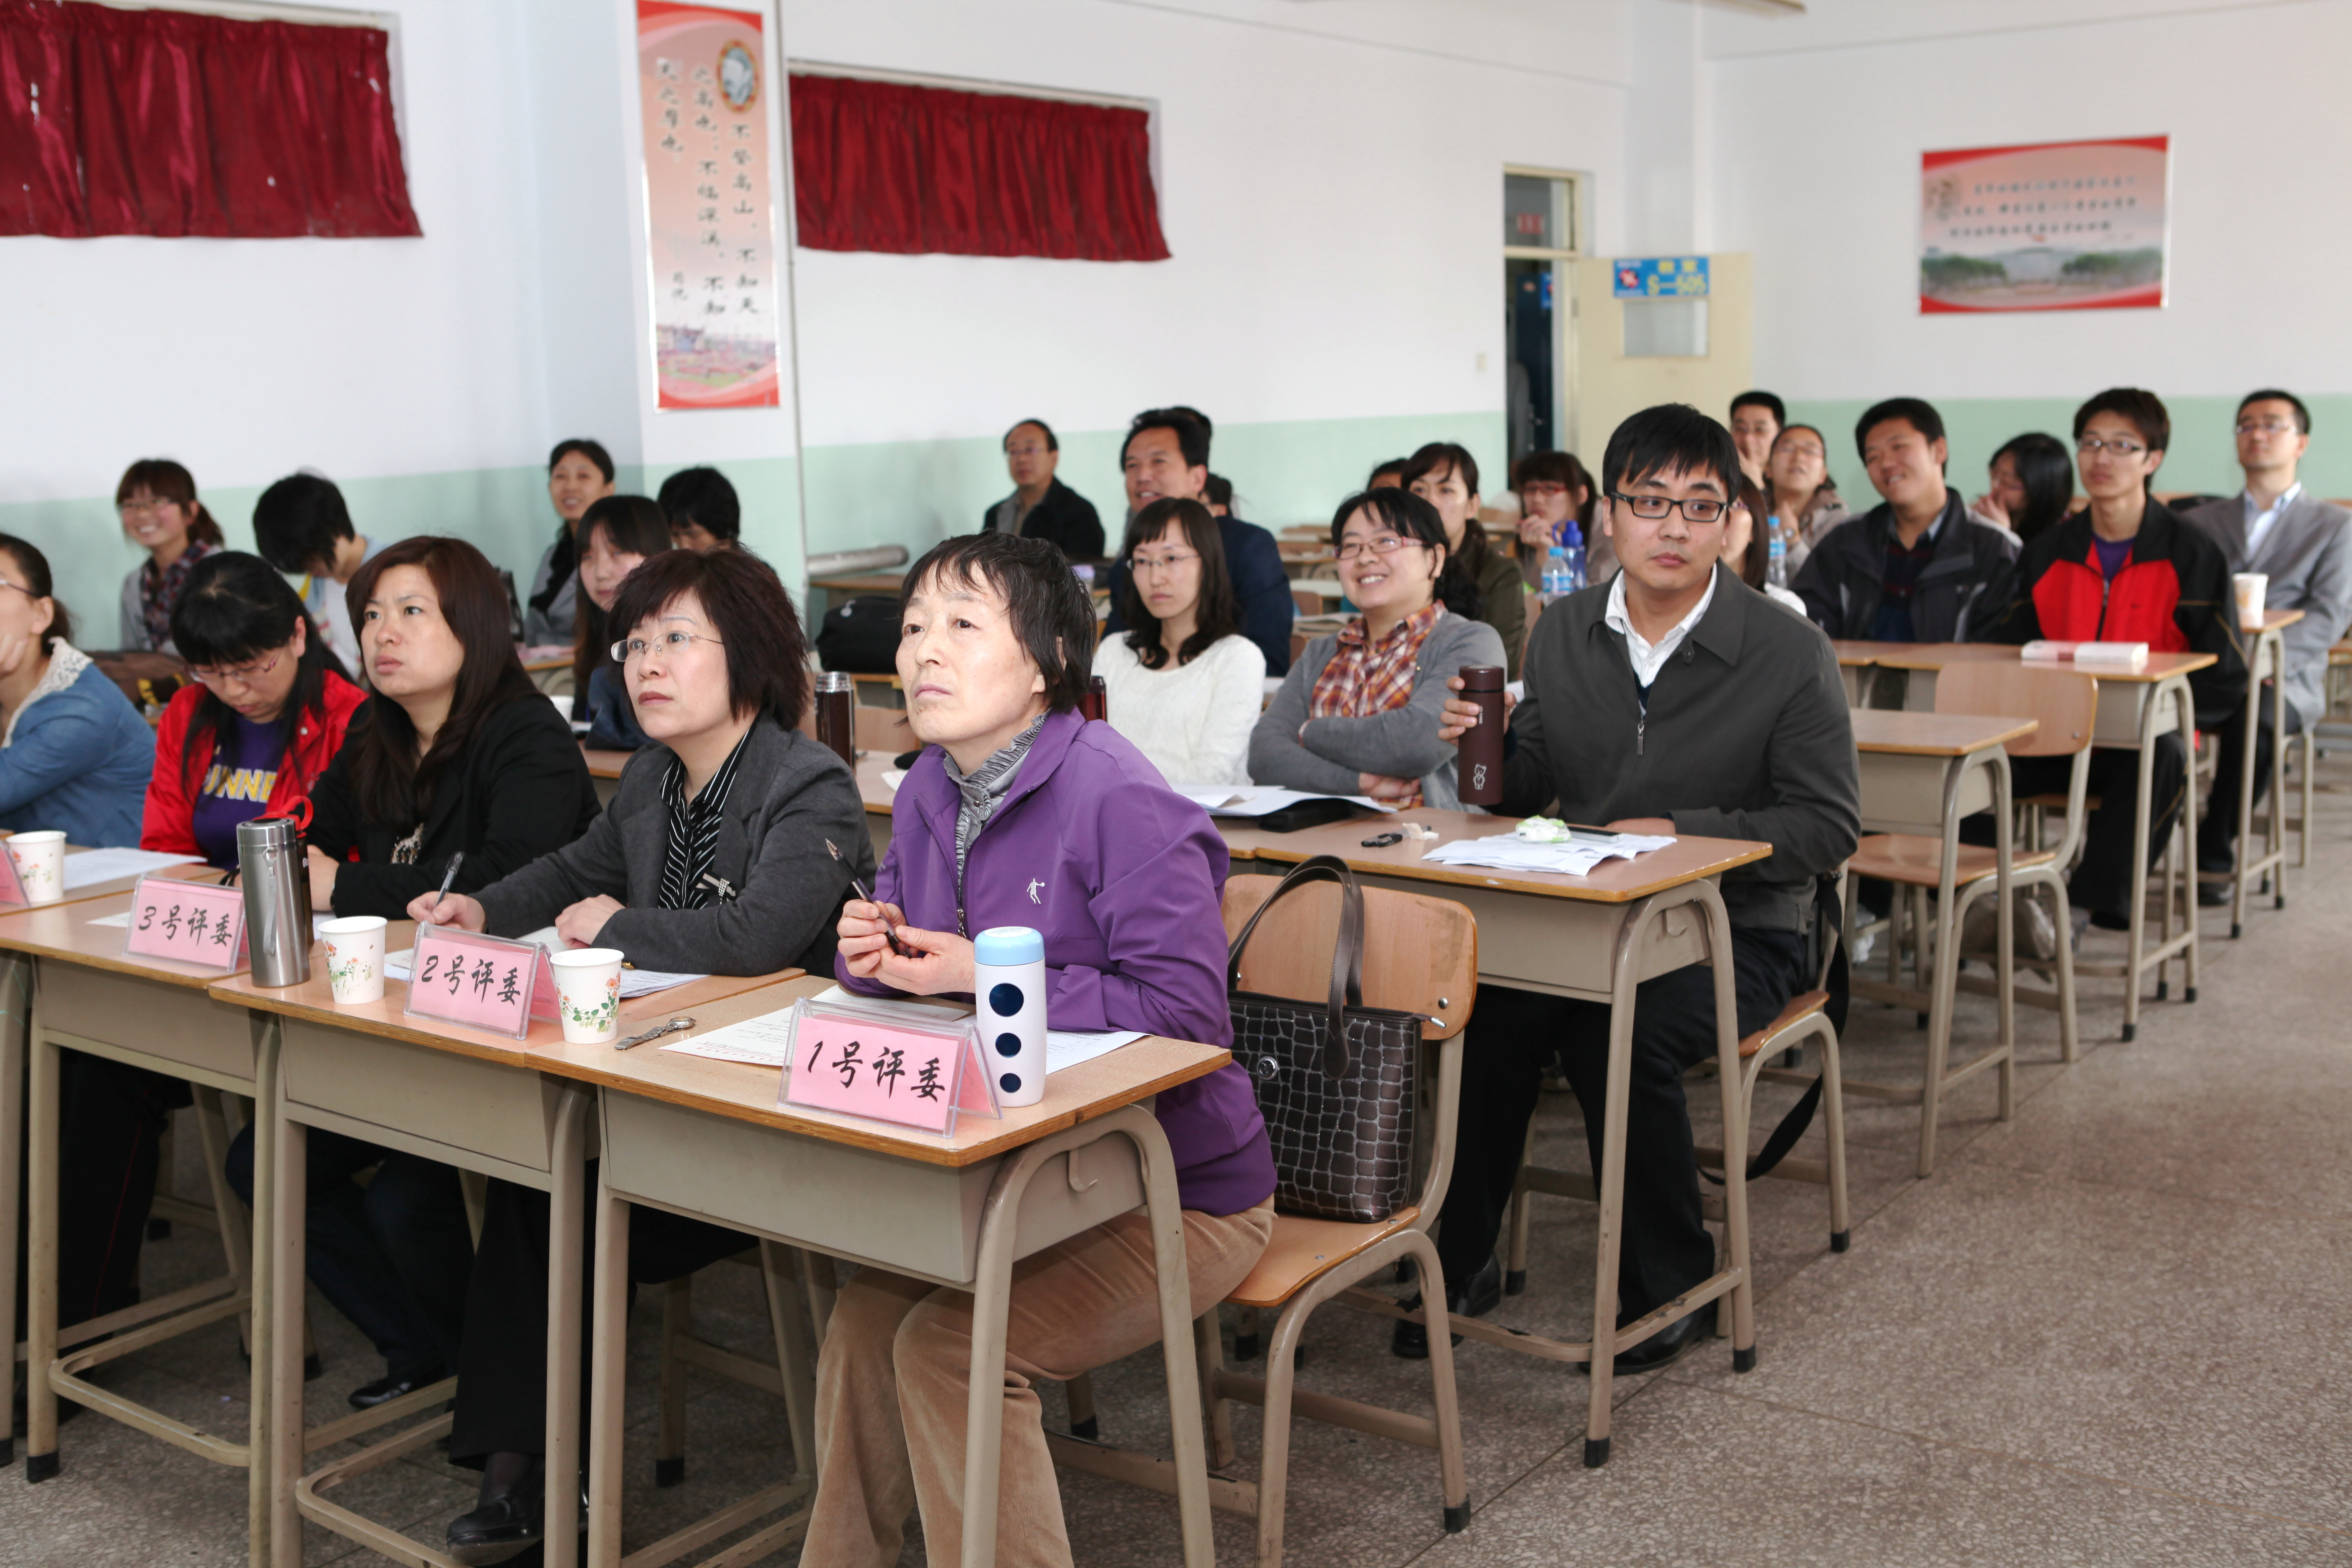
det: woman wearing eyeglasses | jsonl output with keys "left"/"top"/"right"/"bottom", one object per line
{"left": 1249, "top": 487, "right": 1506, "bottom": 809}
{"left": 114, "top": 458, "right": 227, "bottom": 654}
{"left": 0, "top": 534, "right": 155, "bottom": 849}
{"left": 1091, "top": 497, "right": 1264, "bottom": 786}
{"left": 407, "top": 546, "right": 871, "bottom": 1564}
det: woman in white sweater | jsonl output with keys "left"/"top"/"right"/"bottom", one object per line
{"left": 1093, "top": 497, "right": 1266, "bottom": 786}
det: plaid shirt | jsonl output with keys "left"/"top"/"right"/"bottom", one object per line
{"left": 1309, "top": 601, "right": 1443, "bottom": 806}
{"left": 140, "top": 537, "right": 217, "bottom": 650}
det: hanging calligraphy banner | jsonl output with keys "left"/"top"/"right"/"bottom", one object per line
{"left": 637, "top": 2, "right": 782, "bottom": 407}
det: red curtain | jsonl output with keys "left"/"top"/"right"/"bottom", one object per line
{"left": 0, "top": 0, "right": 419, "bottom": 238}
{"left": 790, "top": 74, "right": 1167, "bottom": 262}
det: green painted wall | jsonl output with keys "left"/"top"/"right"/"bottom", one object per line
{"left": 1785, "top": 395, "right": 2352, "bottom": 511}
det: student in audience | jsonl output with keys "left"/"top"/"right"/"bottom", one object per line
{"left": 252, "top": 472, "right": 386, "bottom": 672}
{"left": 1763, "top": 423, "right": 1850, "bottom": 571}
{"left": 114, "top": 458, "right": 226, "bottom": 654}
{"left": 1996, "top": 388, "right": 2246, "bottom": 931}
{"left": 306, "top": 536, "right": 600, "bottom": 919}
{"left": 983, "top": 418, "right": 1104, "bottom": 557}
{"left": 1099, "top": 408, "right": 1295, "bottom": 675}
{"left": 1250, "top": 487, "right": 1506, "bottom": 808}
{"left": 659, "top": 465, "right": 740, "bottom": 552}
{"left": 1204, "top": 472, "right": 1235, "bottom": 517}
{"left": 1725, "top": 476, "right": 1807, "bottom": 613}
{"left": 409, "top": 550, "right": 871, "bottom": 1561}
{"left": 1510, "top": 449, "right": 1598, "bottom": 586}
{"left": 0, "top": 534, "right": 153, "bottom": 846}
{"left": 1971, "top": 432, "right": 2073, "bottom": 547}
{"left": 1790, "top": 397, "right": 2018, "bottom": 643}
{"left": 1406, "top": 442, "right": 1527, "bottom": 678}
{"left": 1093, "top": 497, "right": 1264, "bottom": 785}
{"left": 524, "top": 439, "right": 617, "bottom": 646}
{"left": 2185, "top": 390, "right": 2352, "bottom": 899}
{"left": 143, "top": 553, "right": 366, "bottom": 866}
{"left": 1405, "top": 403, "right": 1859, "bottom": 1368}
{"left": 1367, "top": 457, "right": 1410, "bottom": 488}
{"left": 809, "top": 531, "right": 1274, "bottom": 1568}
{"left": 1729, "top": 389, "right": 1785, "bottom": 487}
{"left": 569, "top": 495, "right": 672, "bottom": 751}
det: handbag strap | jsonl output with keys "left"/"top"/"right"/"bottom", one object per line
{"left": 1226, "top": 854, "right": 1366, "bottom": 1073}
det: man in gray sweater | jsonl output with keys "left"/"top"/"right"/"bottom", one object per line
{"left": 1395, "top": 404, "right": 1859, "bottom": 1372}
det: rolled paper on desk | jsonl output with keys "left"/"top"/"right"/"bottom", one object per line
{"left": 2021, "top": 640, "right": 2148, "bottom": 670}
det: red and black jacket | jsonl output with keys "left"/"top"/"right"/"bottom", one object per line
{"left": 1994, "top": 498, "right": 2247, "bottom": 726}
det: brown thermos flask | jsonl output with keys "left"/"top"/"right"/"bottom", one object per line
{"left": 1079, "top": 675, "right": 1108, "bottom": 723}
{"left": 813, "top": 671, "right": 855, "bottom": 771}
{"left": 1455, "top": 664, "right": 1506, "bottom": 807}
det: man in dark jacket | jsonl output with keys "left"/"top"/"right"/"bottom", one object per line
{"left": 1098, "top": 407, "right": 1295, "bottom": 675}
{"left": 981, "top": 418, "right": 1105, "bottom": 559}
{"left": 1994, "top": 387, "right": 2248, "bottom": 928}
{"left": 1397, "top": 403, "right": 1860, "bottom": 1373}
{"left": 1792, "top": 397, "right": 2019, "bottom": 645}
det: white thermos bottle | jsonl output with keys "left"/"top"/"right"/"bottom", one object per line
{"left": 973, "top": 926, "right": 1047, "bottom": 1107}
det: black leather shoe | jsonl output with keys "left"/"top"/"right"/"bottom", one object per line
{"left": 348, "top": 1371, "right": 443, "bottom": 1411}
{"left": 446, "top": 1484, "right": 546, "bottom": 1566}
{"left": 1604, "top": 1298, "right": 1716, "bottom": 1375}
{"left": 1392, "top": 1253, "right": 1503, "bottom": 1359}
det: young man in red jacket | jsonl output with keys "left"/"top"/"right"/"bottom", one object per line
{"left": 1995, "top": 388, "right": 2247, "bottom": 928}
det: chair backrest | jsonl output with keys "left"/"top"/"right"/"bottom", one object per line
{"left": 1221, "top": 874, "right": 1475, "bottom": 1039}
{"left": 1932, "top": 662, "right": 2097, "bottom": 757}
{"left": 1290, "top": 587, "right": 1320, "bottom": 616}
{"left": 854, "top": 703, "right": 913, "bottom": 753}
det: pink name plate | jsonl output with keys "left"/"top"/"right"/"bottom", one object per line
{"left": 123, "top": 875, "right": 248, "bottom": 970}
{"left": 779, "top": 995, "right": 997, "bottom": 1136}
{"left": 402, "top": 925, "right": 557, "bottom": 1041}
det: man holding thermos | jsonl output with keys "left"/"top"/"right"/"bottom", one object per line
{"left": 1395, "top": 403, "right": 1860, "bottom": 1372}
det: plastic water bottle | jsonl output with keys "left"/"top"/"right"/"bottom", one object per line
{"left": 1542, "top": 547, "right": 1571, "bottom": 604}
{"left": 1766, "top": 523, "right": 1789, "bottom": 589}
{"left": 1556, "top": 517, "right": 1586, "bottom": 593}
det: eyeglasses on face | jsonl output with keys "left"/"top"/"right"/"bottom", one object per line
{"left": 116, "top": 497, "right": 179, "bottom": 517}
{"left": 1127, "top": 549, "right": 1200, "bottom": 575}
{"left": 612, "top": 629, "right": 725, "bottom": 663}
{"left": 2235, "top": 419, "right": 2298, "bottom": 436}
{"left": 1519, "top": 482, "right": 1570, "bottom": 500}
{"left": 1334, "top": 534, "right": 1421, "bottom": 562}
{"left": 189, "top": 652, "right": 282, "bottom": 688}
{"left": 1609, "top": 492, "right": 1728, "bottom": 524}
{"left": 2076, "top": 436, "right": 2147, "bottom": 456}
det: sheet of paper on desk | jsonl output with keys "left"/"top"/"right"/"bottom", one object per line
{"left": 882, "top": 769, "right": 907, "bottom": 792}
{"left": 86, "top": 910, "right": 132, "bottom": 928}
{"left": 1172, "top": 785, "right": 1394, "bottom": 817}
{"left": 62, "top": 847, "right": 202, "bottom": 890}
{"left": 669, "top": 984, "right": 1144, "bottom": 1072}
{"left": 385, "top": 929, "right": 707, "bottom": 999}
{"left": 1422, "top": 832, "right": 1675, "bottom": 876}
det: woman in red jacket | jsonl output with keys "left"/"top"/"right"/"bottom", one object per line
{"left": 144, "top": 551, "right": 365, "bottom": 867}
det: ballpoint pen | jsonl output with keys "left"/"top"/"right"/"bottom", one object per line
{"left": 825, "top": 839, "right": 916, "bottom": 957}
{"left": 429, "top": 851, "right": 464, "bottom": 921}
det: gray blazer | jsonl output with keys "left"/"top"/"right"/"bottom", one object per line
{"left": 1248, "top": 611, "right": 1509, "bottom": 811}
{"left": 119, "top": 566, "right": 165, "bottom": 652}
{"left": 474, "top": 717, "right": 876, "bottom": 976}
{"left": 2185, "top": 491, "right": 2352, "bottom": 727}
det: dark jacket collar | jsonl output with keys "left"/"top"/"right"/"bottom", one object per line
{"left": 2043, "top": 495, "right": 2183, "bottom": 567}
{"left": 1857, "top": 490, "right": 1975, "bottom": 572}
{"left": 1574, "top": 563, "right": 1750, "bottom": 671}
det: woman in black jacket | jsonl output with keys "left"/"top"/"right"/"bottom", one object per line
{"left": 232, "top": 536, "right": 601, "bottom": 1413}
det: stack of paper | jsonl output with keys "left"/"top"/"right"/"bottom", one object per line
{"left": 60, "top": 847, "right": 203, "bottom": 890}
{"left": 1171, "top": 785, "right": 1393, "bottom": 818}
{"left": 1421, "top": 831, "right": 1674, "bottom": 876}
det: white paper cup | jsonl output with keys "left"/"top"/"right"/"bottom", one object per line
{"left": 7, "top": 830, "right": 67, "bottom": 905}
{"left": 2233, "top": 572, "right": 2268, "bottom": 632}
{"left": 319, "top": 916, "right": 388, "bottom": 1006}
{"left": 549, "top": 947, "right": 626, "bottom": 1044}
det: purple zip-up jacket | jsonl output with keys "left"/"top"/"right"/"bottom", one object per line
{"left": 838, "top": 708, "right": 1277, "bottom": 1216}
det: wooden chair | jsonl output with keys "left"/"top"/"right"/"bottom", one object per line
{"left": 1051, "top": 874, "right": 1475, "bottom": 1566}
{"left": 1290, "top": 587, "right": 1321, "bottom": 616}
{"left": 1846, "top": 664, "right": 2094, "bottom": 1176}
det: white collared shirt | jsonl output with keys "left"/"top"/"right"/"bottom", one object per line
{"left": 1605, "top": 569, "right": 1717, "bottom": 689}
{"left": 2244, "top": 482, "right": 2302, "bottom": 562}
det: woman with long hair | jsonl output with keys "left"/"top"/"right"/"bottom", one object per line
{"left": 1510, "top": 449, "right": 1599, "bottom": 587}
{"left": 1093, "top": 497, "right": 1264, "bottom": 784}
{"left": 1723, "top": 475, "right": 1807, "bottom": 613}
{"left": 568, "top": 494, "right": 673, "bottom": 750}
{"left": 1973, "top": 431, "right": 2074, "bottom": 545}
{"left": 114, "top": 458, "right": 227, "bottom": 653}
{"left": 1405, "top": 441, "right": 1527, "bottom": 677}
{"left": 523, "top": 438, "right": 616, "bottom": 646}
{"left": 0, "top": 534, "right": 153, "bottom": 846}
{"left": 1763, "top": 423, "right": 1850, "bottom": 571}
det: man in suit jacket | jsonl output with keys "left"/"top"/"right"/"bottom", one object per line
{"left": 982, "top": 418, "right": 1105, "bottom": 559}
{"left": 2185, "top": 389, "right": 2352, "bottom": 893}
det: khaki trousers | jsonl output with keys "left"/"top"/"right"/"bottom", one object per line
{"left": 802, "top": 1200, "right": 1275, "bottom": 1568}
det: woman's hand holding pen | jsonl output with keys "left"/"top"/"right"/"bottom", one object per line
{"left": 838, "top": 899, "right": 974, "bottom": 995}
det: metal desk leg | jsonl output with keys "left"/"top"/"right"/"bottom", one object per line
{"left": 587, "top": 1179, "right": 630, "bottom": 1568}
{"left": 545, "top": 1084, "right": 594, "bottom": 1568}
{"left": 245, "top": 1023, "right": 281, "bottom": 1568}
{"left": 268, "top": 1114, "right": 307, "bottom": 1568}
{"left": 0, "top": 955, "right": 28, "bottom": 1467}
{"left": 23, "top": 986, "right": 57, "bottom": 1482}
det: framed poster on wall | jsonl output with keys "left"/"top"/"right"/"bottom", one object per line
{"left": 637, "top": 1, "right": 782, "bottom": 407}
{"left": 1919, "top": 136, "right": 2169, "bottom": 314}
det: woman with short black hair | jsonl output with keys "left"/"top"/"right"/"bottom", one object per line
{"left": 1405, "top": 441, "right": 1527, "bottom": 677}
{"left": 525, "top": 438, "right": 617, "bottom": 645}
{"left": 1092, "top": 497, "right": 1263, "bottom": 784}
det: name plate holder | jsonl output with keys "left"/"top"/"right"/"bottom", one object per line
{"left": 402, "top": 925, "right": 557, "bottom": 1041}
{"left": 0, "top": 842, "right": 27, "bottom": 909}
{"left": 779, "top": 994, "right": 998, "bottom": 1137}
{"left": 123, "top": 874, "right": 248, "bottom": 970}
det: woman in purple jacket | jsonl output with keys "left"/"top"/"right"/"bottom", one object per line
{"left": 814, "top": 531, "right": 1276, "bottom": 1568}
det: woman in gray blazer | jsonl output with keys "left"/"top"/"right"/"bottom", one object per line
{"left": 1250, "top": 487, "right": 1508, "bottom": 811}
{"left": 408, "top": 545, "right": 874, "bottom": 1563}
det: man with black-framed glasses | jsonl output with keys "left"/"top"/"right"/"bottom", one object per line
{"left": 1394, "top": 403, "right": 1858, "bottom": 1373}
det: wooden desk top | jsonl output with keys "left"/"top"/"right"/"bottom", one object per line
{"left": 1849, "top": 710, "right": 2037, "bottom": 756}
{"left": 856, "top": 751, "right": 901, "bottom": 817}
{"left": 1830, "top": 640, "right": 1920, "bottom": 668}
{"left": 1220, "top": 810, "right": 1770, "bottom": 903}
{"left": 2257, "top": 608, "right": 2306, "bottom": 632}
{"left": 1872, "top": 642, "right": 2216, "bottom": 683}
{"left": 809, "top": 572, "right": 906, "bottom": 596}
{"left": 581, "top": 745, "right": 635, "bottom": 780}
{"left": 0, "top": 890, "right": 251, "bottom": 988}
{"left": 215, "top": 968, "right": 1232, "bottom": 1168}
{"left": 19, "top": 847, "right": 215, "bottom": 908}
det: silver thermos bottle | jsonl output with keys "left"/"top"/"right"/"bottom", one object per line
{"left": 237, "top": 815, "right": 313, "bottom": 987}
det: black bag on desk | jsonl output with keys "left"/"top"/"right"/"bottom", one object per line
{"left": 1226, "top": 855, "right": 1422, "bottom": 1223}
{"left": 816, "top": 595, "right": 903, "bottom": 673}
